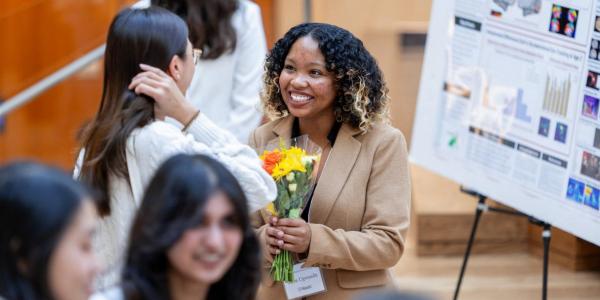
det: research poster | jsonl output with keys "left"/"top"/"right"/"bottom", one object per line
{"left": 411, "top": 0, "right": 600, "bottom": 245}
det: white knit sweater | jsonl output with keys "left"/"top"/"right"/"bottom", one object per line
{"left": 74, "top": 114, "right": 276, "bottom": 289}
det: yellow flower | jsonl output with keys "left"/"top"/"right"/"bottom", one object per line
{"left": 271, "top": 159, "right": 290, "bottom": 180}
{"left": 270, "top": 147, "right": 307, "bottom": 180}
{"left": 286, "top": 147, "right": 305, "bottom": 158}
{"left": 265, "top": 202, "right": 277, "bottom": 216}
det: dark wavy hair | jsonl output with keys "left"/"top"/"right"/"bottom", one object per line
{"left": 262, "top": 22, "right": 390, "bottom": 132}
{"left": 0, "top": 162, "right": 91, "bottom": 300}
{"left": 77, "top": 7, "right": 189, "bottom": 216}
{"left": 152, "top": 0, "right": 238, "bottom": 59}
{"left": 121, "top": 154, "right": 261, "bottom": 300}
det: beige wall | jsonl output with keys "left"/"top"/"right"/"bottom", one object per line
{"left": 273, "top": 0, "right": 304, "bottom": 39}
{"left": 311, "top": 0, "right": 431, "bottom": 39}
{"left": 273, "top": 0, "right": 431, "bottom": 40}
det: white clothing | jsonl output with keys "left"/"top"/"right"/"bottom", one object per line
{"left": 187, "top": 0, "right": 267, "bottom": 144}
{"left": 134, "top": 0, "right": 267, "bottom": 144}
{"left": 74, "top": 114, "right": 276, "bottom": 289}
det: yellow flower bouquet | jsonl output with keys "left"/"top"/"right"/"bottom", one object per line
{"left": 258, "top": 135, "right": 321, "bottom": 282}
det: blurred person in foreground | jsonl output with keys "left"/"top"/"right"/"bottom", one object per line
{"left": 0, "top": 162, "right": 100, "bottom": 300}
{"left": 91, "top": 154, "right": 261, "bottom": 300}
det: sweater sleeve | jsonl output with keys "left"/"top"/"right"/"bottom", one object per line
{"left": 131, "top": 116, "right": 276, "bottom": 212}
{"left": 303, "top": 130, "right": 411, "bottom": 271}
{"left": 221, "top": 1, "right": 267, "bottom": 143}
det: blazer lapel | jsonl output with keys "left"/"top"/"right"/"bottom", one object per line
{"left": 309, "top": 124, "right": 362, "bottom": 224}
{"left": 271, "top": 115, "right": 294, "bottom": 141}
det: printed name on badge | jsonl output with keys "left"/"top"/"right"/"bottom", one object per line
{"left": 283, "top": 263, "right": 327, "bottom": 299}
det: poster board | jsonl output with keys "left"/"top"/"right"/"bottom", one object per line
{"left": 410, "top": 0, "right": 600, "bottom": 245}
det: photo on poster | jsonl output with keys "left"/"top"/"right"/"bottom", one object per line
{"left": 492, "top": 0, "right": 541, "bottom": 16}
{"left": 566, "top": 177, "right": 585, "bottom": 203}
{"left": 443, "top": 82, "right": 471, "bottom": 98}
{"left": 583, "top": 185, "right": 600, "bottom": 210}
{"left": 582, "top": 95, "right": 599, "bottom": 119}
{"left": 591, "top": 39, "right": 600, "bottom": 61}
{"left": 490, "top": 10, "right": 503, "bottom": 17}
{"left": 594, "top": 128, "right": 600, "bottom": 150}
{"left": 554, "top": 122, "right": 567, "bottom": 143}
{"left": 595, "top": 16, "right": 600, "bottom": 33}
{"left": 549, "top": 4, "right": 578, "bottom": 38}
{"left": 581, "top": 151, "right": 600, "bottom": 181}
{"left": 538, "top": 116, "right": 550, "bottom": 137}
{"left": 587, "top": 70, "right": 599, "bottom": 90}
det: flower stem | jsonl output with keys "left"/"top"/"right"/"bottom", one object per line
{"left": 271, "top": 250, "right": 295, "bottom": 282}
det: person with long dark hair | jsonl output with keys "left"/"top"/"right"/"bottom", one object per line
{"left": 134, "top": 0, "right": 267, "bottom": 144}
{"left": 0, "top": 162, "right": 100, "bottom": 300}
{"left": 91, "top": 154, "right": 261, "bottom": 300}
{"left": 74, "top": 6, "right": 275, "bottom": 288}
{"left": 251, "top": 23, "right": 411, "bottom": 299}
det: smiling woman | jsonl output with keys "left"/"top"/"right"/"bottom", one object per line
{"left": 278, "top": 36, "right": 337, "bottom": 127}
{"left": 90, "top": 154, "right": 261, "bottom": 300}
{"left": 251, "top": 23, "right": 411, "bottom": 299}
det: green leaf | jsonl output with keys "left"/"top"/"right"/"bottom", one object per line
{"left": 289, "top": 208, "right": 301, "bottom": 219}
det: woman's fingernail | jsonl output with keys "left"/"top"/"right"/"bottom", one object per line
{"left": 278, "top": 240, "right": 283, "bottom": 245}
{"left": 276, "top": 249, "right": 280, "bottom": 254}
{"left": 277, "top": 231, "right": 283, "bottom": 237}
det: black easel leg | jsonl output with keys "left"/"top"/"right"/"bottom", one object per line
{"left": 453, "top": 195, "right": 486, "bottom": 300}
{"left": 542, "top": 223, "right": 551, "bottom": 300}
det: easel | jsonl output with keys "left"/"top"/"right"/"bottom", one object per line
{"left": 453, "top": 187, "right": 552, "bottom": 300}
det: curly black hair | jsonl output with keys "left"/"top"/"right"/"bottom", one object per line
{"left": 262, "top": 22, "right": 390, "bottom": 131}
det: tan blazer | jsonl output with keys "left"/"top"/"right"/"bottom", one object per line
{"left": 250, "top": 116, "right": 411, "bottom": 300}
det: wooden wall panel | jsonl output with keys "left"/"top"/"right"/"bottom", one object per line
{"left": 311, "top": 0, "right": 431, "bottom": 40}
{"left": 0, "top": 62, "right": 104, "bottom": 169}
{"left": 253, "top": 0, "right": 275, "bottom": 47}
{"left": 271, "top": 0, "right": 431, "bottom": 41}
{"left": 528, "top": 225, "right": 600, "bottom": 270}
{"left": 272, "top": 0, "right": 304, "bottom": 40}
{"left": 0, "top": 0, "right": 135, "bottom": 170}
{"left": 0, "top": 0, "right": 130, "bottom": 97}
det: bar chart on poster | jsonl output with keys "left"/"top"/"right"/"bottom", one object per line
{"left": 411, "top": 0, "right": 600, "bottom": 245}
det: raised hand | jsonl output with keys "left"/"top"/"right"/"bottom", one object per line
{"left": 129, "top": 63, "right": 197, "bottom": 124}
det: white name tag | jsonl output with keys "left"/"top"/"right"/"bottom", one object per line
{"left": 283, "top": 263, "right": 327, "bottom": 299}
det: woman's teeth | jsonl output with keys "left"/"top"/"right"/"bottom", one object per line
{"left": 290, "top": 93, "right": 312, "bottom": 103}
{"left": 193, "top": 253, "right": 221, "bottom": 263}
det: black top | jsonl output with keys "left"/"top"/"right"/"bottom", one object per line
{"left": 291, "top": 118, "right": 342, "bottom": 221}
